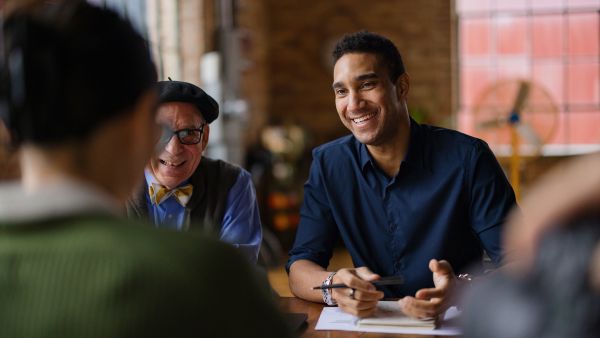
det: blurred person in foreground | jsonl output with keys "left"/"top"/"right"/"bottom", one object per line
{"left": 0, "top": 120, "right": 19, "bottom": 179}
{"left": 462, "top": 153, "right": 600, "bottom": 338}
{"left": 126, "top": 80, "right": 262, "bottom": 263}
{"left": 287, "top": 31, "right": 517, "bottom": 319}
{"left": 0, "top": 2, "right": 290, "bottom": 337}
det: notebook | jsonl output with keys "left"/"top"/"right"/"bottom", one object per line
{"left": 357, "top": 301, "right": 438, "bottom": 329}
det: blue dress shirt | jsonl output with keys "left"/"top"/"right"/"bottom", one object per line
{"left": 145, "top": 169, "right": 262, "bottom": 263}
{"left": 287, "top": 120, "right": 516, "bottom": 297}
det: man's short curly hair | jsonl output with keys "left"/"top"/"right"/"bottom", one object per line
{"left": 332, "top": 31, "right": 405, "bottom": 82}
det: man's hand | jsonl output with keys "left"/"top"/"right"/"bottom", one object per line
{"left": 398, "top": 259, "right": 455, "bottom": 319}
{"left": 332, "top": 267, "right": 384, "bottom": 317}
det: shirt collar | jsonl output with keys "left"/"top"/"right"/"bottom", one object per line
{"left": 359, "top": 117, "right": 426, "bottom": 172}
{"left": 0, "top": 177, "right": 120, "bottom": 223}
{"left": 144, "top": 169, "right": 159, "bottom": 187}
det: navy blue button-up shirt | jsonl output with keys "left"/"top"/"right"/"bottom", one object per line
{"left": 287, "top": 120, "right": 516, "bottom": 297}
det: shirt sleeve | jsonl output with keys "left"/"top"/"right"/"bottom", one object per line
{"left": 219, "top": 169, "right": 262, "bottom": 264}
{"left": 468, "top": 140, "right": 517, "bottom": 265}
{"left": 286, "top": 150, "right": 339, "bottom": 272}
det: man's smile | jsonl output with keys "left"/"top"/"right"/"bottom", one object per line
{"left": 351, "top": 111, "right": 378, "bottom": 125}
{"left": 159, "top": 159, "right": 185, "bottom": 167}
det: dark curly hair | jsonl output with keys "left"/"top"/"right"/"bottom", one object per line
{"left": 332, "top": 31, "right": 405, "bottom": 82}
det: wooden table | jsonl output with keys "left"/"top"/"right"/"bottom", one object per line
{"left": 280, "top": 297, "right": 461, "bottom": 338}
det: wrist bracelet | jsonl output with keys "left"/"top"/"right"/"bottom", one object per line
{"left": 322, "top": 272, "right": 337, "bottom": 306}
{"left": 457, "top": 273, "right": 474, "bottom": 282}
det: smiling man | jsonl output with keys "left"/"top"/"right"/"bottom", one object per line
{"left": 126, "top": 80, "right": 262, "bottom": 263}
{"left": 287, "top": 31, "right": 517, "bottom": 319}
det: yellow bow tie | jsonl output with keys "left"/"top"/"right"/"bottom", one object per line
{"left": 149, "top": 183, "right": 193, "bottom": 206}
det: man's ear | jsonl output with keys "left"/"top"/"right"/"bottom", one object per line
{"left": 201, "top": 124, "right": 210, "bottom": 152}
{"left": 395, "top": 73, "right": 410, "bottom": 101}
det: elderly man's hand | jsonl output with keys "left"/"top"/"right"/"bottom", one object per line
{"left": 331, "top": 267, "right": 385, "bottom": 317}
{"left": 398, "top": 259, "right": 455, "bottom": 319}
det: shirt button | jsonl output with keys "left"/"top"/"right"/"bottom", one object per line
{"left": 388, "top": 223, "right": 396, "bottom": 233}
{"left": 168, "top": 214, "right": 173, "bottom": 219}
{"left": 394, "top": 261, "right": 404, "bottom": 271}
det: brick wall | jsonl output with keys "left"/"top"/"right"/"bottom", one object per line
{"left": 238, "top": 0, "right": 456, "bottom": 146}
{"left": 147, "top": 0, "right": 212, "bottom": 84}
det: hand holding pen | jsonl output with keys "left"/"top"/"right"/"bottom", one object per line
{"left": 319, "top": 267, "right": 388, "bottom": 318}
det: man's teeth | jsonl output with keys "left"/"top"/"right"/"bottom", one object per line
{"left": 160, "top": 159, "right": 181, "bottom": 167}
{"left": 352, "top": 112, "right": 376, "bottom": 124}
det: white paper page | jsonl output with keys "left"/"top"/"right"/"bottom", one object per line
{"left": 315, "top": 301, "right": 462, "bottom": 336}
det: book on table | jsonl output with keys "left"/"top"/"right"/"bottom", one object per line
{"left": 357, "top": 301, "right": 438, "bottom": 330}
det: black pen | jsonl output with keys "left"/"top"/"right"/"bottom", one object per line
{"left": 311, "top": 276, "right": 404, "bottom": 290}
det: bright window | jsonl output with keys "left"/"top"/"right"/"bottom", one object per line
{"left": 457, "top": 0, "right": 600, "bottom": 156}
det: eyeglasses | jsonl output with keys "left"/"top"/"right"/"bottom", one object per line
{"left": 157, "top": 124, "right": 206, "bottom": 147}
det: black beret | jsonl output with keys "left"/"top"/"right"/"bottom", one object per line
{"left": 157, "top": 80, "right": 219, "bottom": 124}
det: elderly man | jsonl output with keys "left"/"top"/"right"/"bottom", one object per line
{"left": 0, "top": 1, "right": 289, "bottom": 337}
{"left": 127, "top": 81, "right": 261, "bottom": 262}
{"left": 287, "top": 31, "right": 517, "bottom": 319}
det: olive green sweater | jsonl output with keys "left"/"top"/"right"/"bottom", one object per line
{"left": 0, "top": 214, "right": 290, "bottom": 338}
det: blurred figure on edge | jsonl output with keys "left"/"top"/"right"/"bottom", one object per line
{"left": 462, "top": 153, "right": 600, "bottom": 338}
